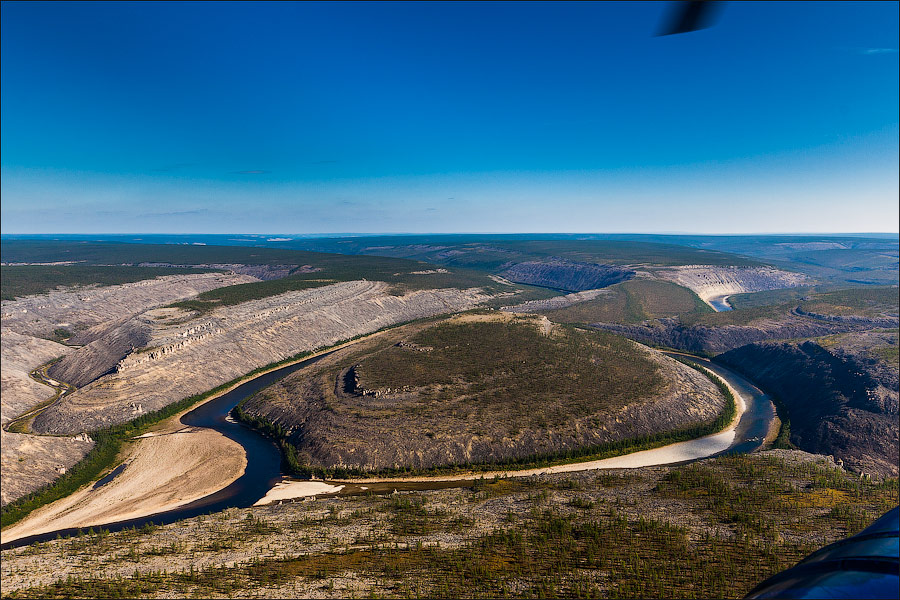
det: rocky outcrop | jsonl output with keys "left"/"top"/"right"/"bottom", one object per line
{"left": 592, "top": 316, "right": 853, "bottom": 355}
{"left": 501, "top": 288, "right": 612, "bottom": 313}
{"left": 47, "top": 320, "right": 153, "bottom": 388}
{"left": 657, "top": 266, "right": 807, "bottom": 307}
{"left": 32, "top": 281, "right": 492, "bottom": 434}
{"left": 793, "top": 307, "right": 899, "bottom": 328}
{"left": 718, "top": 341, "right": 899, "bottom": 477}
{"left": 500, "top": 260, "right": 634, "bottom": 292}
{"left": 1, "top": 332, "right": 69, "bottom": 423}
{"left": 0, "top": 332, "right": 91, "bottom": 506}
{"left": 0, "top": 272, "right": 258, "bottom": 342}
{"left": 136, "top": 263, "right": 312, "bottom": 280}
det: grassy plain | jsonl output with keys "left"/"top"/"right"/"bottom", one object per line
{"left": 728, "top": 287, "right": 818, "bottom": 309}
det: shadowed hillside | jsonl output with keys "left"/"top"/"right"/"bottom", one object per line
{"left": 718, "top": 341, "right": 899, "bottom": 476}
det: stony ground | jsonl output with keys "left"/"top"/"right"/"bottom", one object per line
{"left": 0, "top": 332, "right": 91, "bottom": 505}
{"left": 1, "top": 450, "right": 895, "bottom": 599}
{"left": 33, "top": 281, "right": 491, "bottom": 434}
{"left": 0, "top": 272, "right": 258, "bottom": 342}
{"left": 500, "top": 288, "right": 612, "bottom": 313}
{"left": 1, "top": 273, "right": 254, "bottom": 506}
{"left": 654, "top": 266, "right": 807, "bottom": 306}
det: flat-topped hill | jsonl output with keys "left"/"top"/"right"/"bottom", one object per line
{"left": 239, "top": 313, "right": 728, "bottom": 474}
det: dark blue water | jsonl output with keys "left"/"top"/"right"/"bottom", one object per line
{"left": 663, "top": 352, "right": 776, "bottom": 456}
{"left": 708, "top": 295, "right": 734, "bottom": 312}
{"left": 1, "top": 351, "right": 334, "bottom": 550}
{"left": 3, "top": 348, "right": 775, "bottom": 550}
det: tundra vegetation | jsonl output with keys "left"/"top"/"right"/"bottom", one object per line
{"left": 1, "top": 452, "right": 896, "bottom": 599}
{"left": 0, "top": 266, "right": 218, "bottom": 301}
{"left": 541, "top": 279, "right": 713, "bottom": 324}
{"left": 274, "top": 237, "right": 767, "bottom": 269}
{"left": 237, "top": 315, "right": 732, "bottom": 478}
{"left": 1, "top": 236, "right": 896, "bottom": 598}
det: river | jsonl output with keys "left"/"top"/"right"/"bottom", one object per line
{"left": 708, "top": 295, "right": 734, "bottom": 312}
{"left": 1, "top": 347, "right": 775, "bottom": 550}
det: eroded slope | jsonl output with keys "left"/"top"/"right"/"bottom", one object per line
{"left": 0, "top": 332, "right": 92, "bottom": 505}
{"left": 718, "top": 340, "right": 899, "bottom": 476}
{"left": 499, "top": 260, "right": 634, "bottom": 291}
{"left": 0, "top": 272, "right": 258, "bottom": 342}
{"left": 240, "top": 314, "right": 726, "bottom": 473}
{"left": 656, "top": 265, "right": 807, "bottom": 307}
{"left": 33, "top": 281, "right": 491, "bottom": 434}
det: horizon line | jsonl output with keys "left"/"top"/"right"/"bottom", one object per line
{"left": 2, "top": 231, "right": 899, "bottom": 238}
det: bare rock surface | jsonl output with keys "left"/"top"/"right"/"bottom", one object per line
{"left": 718, "top": 340, "right": 899, "bottom": 476}
{"left": 0, "top": 332, "right": 91, "bottom": 506}
{"left": 501, "top": 288, "right": 612, "bottom": 313}
{"left": 500, "top": 260, "right": 634, "bottom": 291}
{"left": 594, "top": 315, "right": 854, "bottom": 355}
{"left": 1, "top": 331, "right": 69, "bottom": 422}
{"left": 33, "top": 281, "right": 491, "bottom": 434}
{"left": 657, "top": 266, "right": 807, "bottom": 306}
{"left": 0, "top": 271, "right": 258, "bottom": 342}
{"left": 136, "top": 262, "right": 312, "bottom": 280}
{"left": 47, "top": 319, "right": 152, "bottom": 388}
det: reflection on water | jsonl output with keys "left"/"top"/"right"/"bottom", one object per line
{"left": 708, "top": 295, "right": 733, "bottom": 312}
{"left": 3, "top": 345, "right": 775, "bottom": 550}
{"left": 2, "top": 351, "right": 335, "bottom": 550}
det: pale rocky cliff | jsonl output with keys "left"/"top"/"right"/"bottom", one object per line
{"left": 0, "top": 272, "right": 258, "bottom": 342}
{"left": 656, "top": 266, "right": 807, "bottom": 307}
{"left": 0, "top": 332, "right": 92, "bottom": 505}
{"left": 500, "top": 260, "right": 634, "bottom": 292}
{"left": 33, "top": 281, "right": 492, "bottom": 434}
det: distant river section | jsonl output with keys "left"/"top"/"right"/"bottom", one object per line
{"left": 708, "top": 295, "right": 733, "bottom": 311}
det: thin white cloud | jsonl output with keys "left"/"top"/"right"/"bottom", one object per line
{"left": 860, "top": 47, "right": 898, "bottom": 55}
{"left": 138, "top": 209, "right": 212, "bottom": 218}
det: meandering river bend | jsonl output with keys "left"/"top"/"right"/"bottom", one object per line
{"left": 2, "top": 348, "right": 775, "bottom": 549}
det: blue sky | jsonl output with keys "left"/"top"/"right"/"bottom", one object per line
{"left": 1, "top": 1, "right": 897, "bottom": 234}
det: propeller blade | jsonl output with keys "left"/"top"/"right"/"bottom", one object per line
{"left": 656, "top": 1, "right": 723, "bottom": 36}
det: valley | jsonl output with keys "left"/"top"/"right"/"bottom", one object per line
{"left": 1, "top": 235, "right": 896, "bottom": 598}
{"left": 4, "top": 3, "right": 897, "bottom": 596}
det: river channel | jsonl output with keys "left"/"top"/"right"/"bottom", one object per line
{"left": 2, "top": 346, "right": 775, "bottom": 550}
{"left": 708, "top": 295, "right": 734, "bottom": 311}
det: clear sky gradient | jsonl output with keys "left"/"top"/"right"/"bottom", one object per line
{"left": 2, "top": 1, "right": 897, "bottom": 234}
